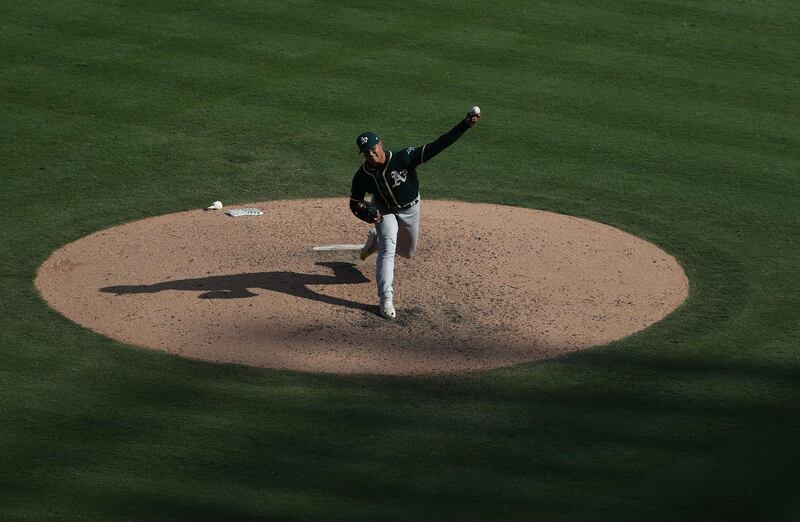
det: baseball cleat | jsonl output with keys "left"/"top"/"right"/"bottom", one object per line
{"left": 380, "top": 303, "right": 396, "bottom": 320}
{"left": 360, "top": 228, "right": 378, "bottom": 260}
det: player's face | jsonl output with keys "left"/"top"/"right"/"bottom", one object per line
{"left": 363, "top": 141, "right": 386, "bottom": 166}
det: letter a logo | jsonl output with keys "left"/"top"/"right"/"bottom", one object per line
{"left": 390, "top": 170, "right": 408, "bottom": 187}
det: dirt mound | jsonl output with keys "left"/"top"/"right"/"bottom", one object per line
{"left": 35, "top": 199, "right": 688, "bottom": 375}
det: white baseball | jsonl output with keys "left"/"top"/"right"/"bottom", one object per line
{"left": 470, "top": 106, "right": 481, "bottom": 115}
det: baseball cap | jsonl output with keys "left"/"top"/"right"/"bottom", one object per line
{"left": 356, "top": 131, "right": 380, "bottom": 153}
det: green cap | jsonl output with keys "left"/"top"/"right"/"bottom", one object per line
{"left": 356, "top": 131, "right": 380, "bottom": 153}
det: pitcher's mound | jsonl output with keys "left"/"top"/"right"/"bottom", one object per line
{"left": 35, "top": 199, "right": 688, "bottom": 375}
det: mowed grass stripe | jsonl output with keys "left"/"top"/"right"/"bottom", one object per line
{"left": 5, "top": 1, "right": 796, "bottom": 167}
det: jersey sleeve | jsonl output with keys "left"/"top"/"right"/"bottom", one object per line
{"left": 409, "top": 119, "right": 471, "bottom": 168}
{"left": 350, "top": 166, "right": 370, "bottom": 201}
{"left": 407, "top": 146, "right": 426, "bottom": 168}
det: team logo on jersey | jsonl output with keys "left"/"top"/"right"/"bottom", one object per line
{"left": 390, "top": 169, "right": 408, "bottom": 187}
{"left": 406, "top": 147, "right": 416, "bottom": 154}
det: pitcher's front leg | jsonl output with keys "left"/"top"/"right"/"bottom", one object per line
{"left": 376, "top": 213, "right": 399, "bottom": 305}
{"left": 396, "top": 201, "right": 421, "bottom": 259}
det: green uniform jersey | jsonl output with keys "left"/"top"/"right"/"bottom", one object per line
{"left": 350, "top": 120, "right": 471, "bottom": 210}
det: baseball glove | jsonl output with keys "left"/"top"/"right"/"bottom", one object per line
{"left": 353, "top": 200, "right": 380, "bottom": 223}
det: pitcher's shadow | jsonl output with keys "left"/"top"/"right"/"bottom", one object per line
{"left": 100, "top": 261, "right": 376, "bottom": 314}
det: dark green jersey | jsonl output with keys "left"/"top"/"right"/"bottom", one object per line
{"left": 350, "top": 120, "right": 471, "bottom": 209}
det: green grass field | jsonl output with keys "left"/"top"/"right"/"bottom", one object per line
{"left": 2, "top": 0, "right": 799, "bottom": 520}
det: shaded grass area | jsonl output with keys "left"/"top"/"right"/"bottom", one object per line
{"left": 1, "top": 0, "right": 799, "bottom": 520}
{"left": 2, "top": 332, "right": 799, "bottom": 521}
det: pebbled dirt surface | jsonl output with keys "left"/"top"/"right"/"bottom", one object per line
{"left": 35, "top": 198, "right": 688, "bottom": 375}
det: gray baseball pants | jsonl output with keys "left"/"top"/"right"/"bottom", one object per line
{"left": 373, "top": 197, "right": 421, "bottom": 305}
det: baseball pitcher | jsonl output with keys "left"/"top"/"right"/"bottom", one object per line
{"left": 350, "top": 107, "right": 481, "bottom": 319}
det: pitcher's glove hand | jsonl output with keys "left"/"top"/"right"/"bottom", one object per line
{"left": 354, "top": 200, "right": 381, "bottom": 223}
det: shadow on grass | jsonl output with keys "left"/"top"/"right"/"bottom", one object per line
{"left": 4, "top": 340, "right": 800, "bottom": 521}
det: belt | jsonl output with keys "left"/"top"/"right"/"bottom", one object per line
{"left": 389, "top": 197, "right": 420, "bottom": 212}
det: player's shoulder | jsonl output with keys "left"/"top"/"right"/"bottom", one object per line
{"left": 353, "top": 163, "right": 369, "bottom": 180}
{"left": 390, "top": 146, "right": 418, "bottom": 159}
